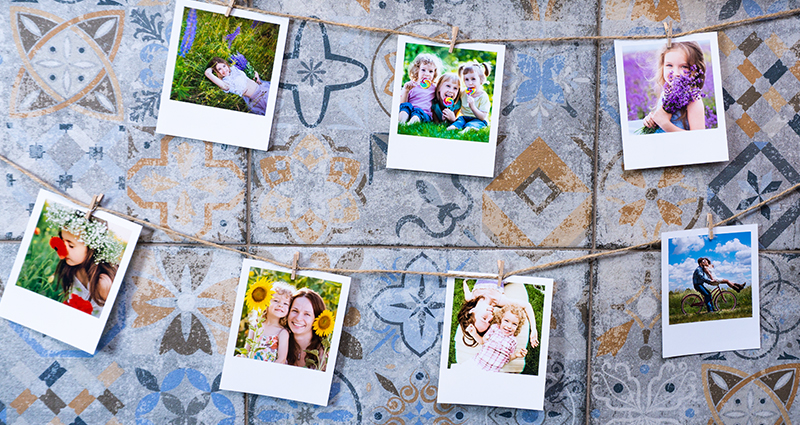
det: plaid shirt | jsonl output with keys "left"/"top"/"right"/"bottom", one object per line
{"left": 474, "top": 324, "right": 517, "bottom": 372}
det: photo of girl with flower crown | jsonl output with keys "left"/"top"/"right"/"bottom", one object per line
{"left": 0, "top": 190, "right": 141, "bottom": 353}
{"left": 16, "top": 201, "right": 130, "bottom": 317}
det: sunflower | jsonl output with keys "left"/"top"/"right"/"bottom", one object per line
{"left": 313, "top": 310, "right": 335, "bottom": 337}
{"left": 245, "top": 278, "right": 275, "bottom": 311}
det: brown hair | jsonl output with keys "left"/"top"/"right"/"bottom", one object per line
{"left": 458, "top": 62, "right": 492, "bottom": 85}
{"left": 654, "top": 41, "right": 705, "bottom": 89}
{"left": 207, "top": 57, "right": 229, "bottom": 78}
{"left": 493, "top": 304, "right": 526, "bottom": 337}
{"left": 55, "top": 230, "right": 117, "bottom": 307}
{"left": 456, "top": 296, "right": 488, "bottom": 347}
{"left": 432, "top": 72, "right": 461, "bottom": 122}
{"left": 286, "top": 288, "right": 327, "bottom": 369}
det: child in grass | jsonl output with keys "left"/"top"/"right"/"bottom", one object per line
{"left": 398, "top": 53, "right": 442, "bottom": 125}
{"left": 447, "top": 62, "right": 492, "bottom": 132}
{"left": 204, "top": 57, "right": 270, "bottom": 115}
{"left": 467, "top": 304, "right": 528, "bottom": 372}
{"left": 45, "top": 204, "right": 123, "bottom": 317}
{"left": 245, "top": 282, "right": 294, "bottom": 363}
{"left": 430, "top": 72, "right": 462, "bottom": 125}
{"left": 641, "top": 41, "right": 706, "bottom": 132}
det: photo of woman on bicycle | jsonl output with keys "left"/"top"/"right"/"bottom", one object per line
{"left": 661, "top": 225, "right": 760, "bottom": 358}
{"left": 665, "top": 229, "right": 755, "bottom": 325}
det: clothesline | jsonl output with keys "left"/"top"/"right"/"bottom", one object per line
{"left": 208, "top": 0, "right": 800, "bottom": 45}
{"left": 1, "top": 153, "right": 798, "bottom": 280}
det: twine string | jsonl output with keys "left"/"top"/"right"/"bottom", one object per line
{"left": 206, "top": 0, "right": 800, "bottom": 44}
{"left": 2, "top": 154, "right": 798, "bottom": 280}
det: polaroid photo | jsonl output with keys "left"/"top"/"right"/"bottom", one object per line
{"left": 438, "top": 274, "right": 553, "bottom": 410}
{"left": 614, "top": 32, "right": 728, "bottom": 170}
{"left": 156, "top": 0, "right": 288, "bottom": 150}
{"left": 0, "top": 189, "right": 141, "bottom": 353}
{"left": 387, "top": 36, "right": 505, "bottom": 177}
{"left": 220, "top": 259, "right": 350, "bottom": 406}
{"left": 662, "top": 224, "right": 760, "bottom": 358}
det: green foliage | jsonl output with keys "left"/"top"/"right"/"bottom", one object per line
{"left": 397, "top": 121, "right": 490, "bottom": 143}
{"left": 402, "top": 43, "right": 497, "bottom": 106}
{"left": 170, "top": 9, "right": 280, "bottom": 112}
{"left": 447, "top": 279, "right": 544, "bottom": 376}
{"left": 667, "top": 287, "right": 753, "bottom": 325}
{"left": 17, "top": 202, "right": 67, "bottom": 303}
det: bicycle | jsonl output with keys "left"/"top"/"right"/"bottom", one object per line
{"left": 681, "top": 285, "right": 738, "bottom": 314}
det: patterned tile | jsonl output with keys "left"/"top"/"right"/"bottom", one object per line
{"left": 591, "top": 251, "right": 800, "bottom": 423}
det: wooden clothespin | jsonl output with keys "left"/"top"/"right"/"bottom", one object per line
{"left": 290, "top": 252, "right": 300, "bottom": 280}
{"left": 497, "top": 259, "right": 504, "bottom": 288}
{"left": 707, "top": 213, "right": 715, "bottom": 240}
{"left": 448, "top": 26, "right": 459, "bottom": 53}
{"left": 663, "top": 21, "right": 673, "bottom": 48}
{"left": 225, "top": 0, "right": 236, "bottom": 17}
{"left": 85, "top": 194, "right": 104, "bottom": 221}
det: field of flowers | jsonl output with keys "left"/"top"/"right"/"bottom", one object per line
{"left": 17, "top": 202, "right": 67, "bottom": 302}
{"left": 621, "top": 42, "right": 717, "bottom": 130}
{"left": 170, "top": 8, "right": 280, "bottom": 112}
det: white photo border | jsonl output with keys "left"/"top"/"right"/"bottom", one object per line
{"left": 219, "top": 258, "right": 351, "bottom": 406}
{"left": 437, "top": 272, "right": 553, "bottom": 410}
{"left": 0, "top": 189, "right": 142, "bottom": 354}
{"left": 156, "top": 0, "right": 289, "bottom": 151}
{"left": 614, "top": 32, "right": 728, "bottom": 170}
{"left": 387, "top": 36, "right": 505, "bottom": 177}
{"left": 661, "top": 224, "right": 760, "bottom": 358}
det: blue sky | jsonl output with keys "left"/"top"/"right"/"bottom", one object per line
{"left": 667, "top": 231, "right": 753, "bottom": 292}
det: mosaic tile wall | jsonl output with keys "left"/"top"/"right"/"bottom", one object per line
{"left": 0, "top": 0, "right": 799, "bottom": 423}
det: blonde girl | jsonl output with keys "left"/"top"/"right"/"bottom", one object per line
{"left": 431, "top": 72, "right": 461, "bottom": 125}
{"left": 447, "top": 62, "right": 492, "bottom": 132}
{"left": 398, "top": 53, "right": 442, "bottom": 124}
{"left": 642, "top": 41, "right": 706, "bottom": 132}
{"left": 468, "top": 304, "right": 528, "bottom": 372}
{"left": 246, "top": 281, "right": 295, "bottom": 363}
{"left": 46, "top": 204, "right": 123, "bottom": 317}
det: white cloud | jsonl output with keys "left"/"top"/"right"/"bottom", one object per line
{"left": 673, "top": 235, "right": 705, "bottom": 255}
{"left": 668, "top": 257, "right": 698, "bottom": 291}
{"left": 714, "top": 238, "right": 749, "bottom": 255}
{"left": 735, "top": 249, "right": 752, "bottom": 264}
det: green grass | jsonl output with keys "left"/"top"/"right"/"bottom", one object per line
{"left": 447, "top": 279, "right": 545, "bottom": 375}
{"left": 668, "top": 286, "right": 753, "bottom": 325}
{"left": 170, "top": 8, "right": 280, "bottom": 112}
{"left": 398, "top": 121, "right": 490, "bottom": 143}
{"left": 16, "top": 202, "right": 67, "bottom": 303}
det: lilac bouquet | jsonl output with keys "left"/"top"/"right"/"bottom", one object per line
{"left": 229, "top": 52, "right": 256, "bottom": 80}
{"left": 637, "top": 65, "right": 705, "bottom": 134}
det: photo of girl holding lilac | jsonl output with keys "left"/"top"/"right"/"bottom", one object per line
{"left": 621, "top": 39, "right": 718, "bottom": 135}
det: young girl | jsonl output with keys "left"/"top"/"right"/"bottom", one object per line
{"left": 204, "top": 57, "right": 271, "bottom": 115}
{"left": 398, "top": 53, "right": 442, "bottom": 124}
{"left": 642, "top": 41, "right": 706, "bottom": 132}
{"left": 700, "top": 257, "right": 746, "bottom": 293}
{"left": 245, "top": 282, "right": 294, "bottom": 363}
{"left": 430, "top": 72, "right": 461, "bottom": 125}
{"left": 46, "top": 204, "right": 123, "bottom": 317}
{"left": 447, "top": 62, "right": 492, "bottom": 132}
{"left": 468, "top": 304, "right": 528, "bottom": 372}
{"left": 462, "top": 279, "right": 539, "bottom": 348}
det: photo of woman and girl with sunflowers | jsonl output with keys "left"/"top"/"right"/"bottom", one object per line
{"left": 234, "top": 266, "right": 343, "bottom": 371}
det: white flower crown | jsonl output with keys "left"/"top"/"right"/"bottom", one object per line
{"left": 44, "top": 203, "right": 124, "bottom": 265}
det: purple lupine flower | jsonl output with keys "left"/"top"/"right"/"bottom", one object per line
{"left": 250, "top": 20, "right": 263, "bottom": 28}
{"left": 229, "top": 52, "right": 248, "bottom": 71}
{"left": 225, "top": 25, "right": 241, "bottom": 49}
{"left": 178, "top": 9, "right": 197, "bottom": 58}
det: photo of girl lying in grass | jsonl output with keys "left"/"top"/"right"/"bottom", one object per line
{"left": 169, "top": 7, "right": 280, "bottom": 115}
{"left": 396, "top": 43, "right": 498, "bottom": 144}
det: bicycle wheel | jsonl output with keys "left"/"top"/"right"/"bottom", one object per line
{"left": 681, "top": 294, "right": 704, "bottom": 314}
{"left": 714, "top": 290, "right": 737, "bottom": 311}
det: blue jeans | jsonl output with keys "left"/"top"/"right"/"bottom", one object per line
{"left": 399, "top": 103, "right": 431, "bottom": 122}
{"left": 694, "top": 283, "right": 714, "bottom": 311}
{"left": 449, "top": 116, "right": 487, "bottom": 130}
